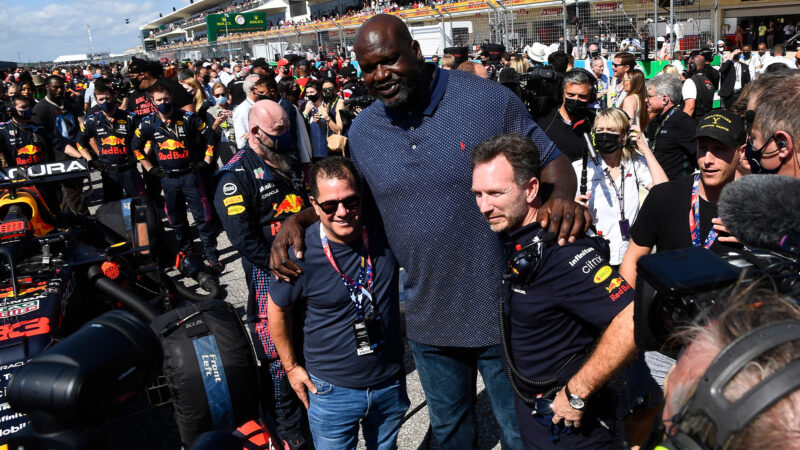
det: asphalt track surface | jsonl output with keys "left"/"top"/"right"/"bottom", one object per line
{"left": 79, "top": 171, "right": 502, "bottom": 449}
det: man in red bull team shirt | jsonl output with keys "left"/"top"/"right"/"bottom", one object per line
{"left": 471, "top": 134, "right": 636, "bottom": 449}
{"left": 77, "top": 83, "right": 144, "bottom": 203}
{"left": 213, "top": 100, "right": 310, "bottom": 449}
{"left": 0, "top": 96, "right": 54, "bottom": 168}
{"left": 131, "top": 83, "right": 222, "bottom": 272}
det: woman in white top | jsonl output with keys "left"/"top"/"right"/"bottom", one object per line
{"left": 572, "top": 108, "right": 668, "bottom": 267}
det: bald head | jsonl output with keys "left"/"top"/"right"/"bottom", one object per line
{"left": 249, "top": 100, "right": 288, "bottom": 140}
{"left": 354, "top": 14, "right": 413, "bottom": 54}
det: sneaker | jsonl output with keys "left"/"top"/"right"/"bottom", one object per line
{"left": 206, "top": 259, "right": 224, "bottom": 275}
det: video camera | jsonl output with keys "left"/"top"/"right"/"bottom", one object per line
{"left": 518, "top": 66, "right": 562, "bottom": 119}
{"left": 635, "top": 175, "right": 800, "bottom": 358}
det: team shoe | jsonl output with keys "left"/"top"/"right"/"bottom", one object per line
{"left": 206, "top": 259, "right": 224, "bottom": 275}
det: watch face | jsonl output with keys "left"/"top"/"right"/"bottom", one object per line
{"left": 234, "top": 15, "right": 246, "bottom": 25}
{"left": 569, "top": 397, "right": 585, "bottom": 410}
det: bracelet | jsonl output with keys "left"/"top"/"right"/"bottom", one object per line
{"left": 285, "top": 363, "right": 298, "bottom": 374}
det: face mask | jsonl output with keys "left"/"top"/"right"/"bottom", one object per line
{"left": 322, "top": 88, "right": 336, "bottom": 99}
{"left": 593, "top": 132, "right": 621, "bottom": 154}
{"left": 202, "top": 75, "right": 210, "bottom": 83}
{"left": 15, "top": 109, "right": 32, "bottom": 121}
{"left": 130, "top": 76, "right": 141, "bottom": 89}
{"left": 215, "top": 95, "right": 228, "bottom": 106}
{"left": 745, "top": 135, "right": 783, "bottom": 174}
{"left": 759, "top": 50, "right": 766, "bottom": 56}
{"left": 307, "top": 93, "right": 320, "bottom": 102}
{"left": 564, "top": 98, "right": 590, "bottom": 117}
{"left": 156, "top": 102, "right": 171, "bottom": 114}
{"left": 100, "top": 101, "right": 115, "bottom": 113}
{"left": 743, "top": 51, "right": 752, "bottom": 59}
{"left": 256, "top": 94, "right": 270, "bottom": 101}
{"left": 589, "top": 50, "right": 599, "bottom": 58}
{"left": 257, "top": 127, "right": 293, "bottom": 154}
{"left": 212, "top": 77, "right": 220, "bottom": 84}
{"left": 291, "top": 87, "right": 301, "bottom": 96}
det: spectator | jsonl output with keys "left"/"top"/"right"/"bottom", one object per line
{"left": 748, "top": 42, "right": 769, "bottom": 79}
{"left": 662, "top": 64, "right": 680, "bottom": 77}
{"left": 509, "top": 54, "right": 530, "bottom": 74}
{"left": 611, "top": 52, "right": 636, "bottom": 107}
{"left": 584, "top": 43, "right": 609, "bottom": 78}
{"left": 719, "top": 48, "right": 751, "bottom": 110}
{"left": 233, "top": 74, "right": 265, "bottom": 149}
{"left": 621, "top": 70, "right": 649, "bottom": 128}
{"left": 645, "top": 74, "right": 697, "bottom": 180}
{"left": 589, "top": 57, "right": 609, "bottom": 111}
{"left": 439, "top": 54, "right": 456, "bottom": 70}
{"left": 276, "top": 77, "right": 313, "bottom": 167}
{"left": 763, "top": 44, "right": 795, "bottom": 71}
{"left": 269, "top": 157, "right": 409, "bottom": 450}
{"left": 302, "top": 80, "right": 330, "bottom": 160}
{"left": 573, "top": 108, "right": 667, "bottom": 267}
{"left": 547, "top": 50, "right": 569, "bottom": 74}
{"left": 456, "top": 61, "right": 489, "bottom": 79}
{"left": 180, "top": 76, "right": 213, "bottom": 119}
{"left": 537, "top": 68, "right": 596, "bottom": 162}
{"left": 682, "top": 54, "right": 716, "bottom": 119}
{"left": 206, "top": 82, "right": 237, "bottom": 165}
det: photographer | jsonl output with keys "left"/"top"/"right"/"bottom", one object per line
{"left": 471, "top": 133, "right": 636, "bottom": 449}
{"left": 537, "top": 69, "right": 596, "bottom": 162}
{"left": 658, "top": 288, "right": 800, "bottom": 450}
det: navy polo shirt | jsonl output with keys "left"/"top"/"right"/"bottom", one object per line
{"left": 268, "top": 219, "right": 403, "bottom": 389}
{"left": 505, "top": 223, "right": 633, "bottom": 384}
{"left": 348, "top": 65, "right": 562, "bottom": 347}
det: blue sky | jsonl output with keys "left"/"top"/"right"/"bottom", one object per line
{"left": 0, "top": 0, "right": 189, "bottom": 63}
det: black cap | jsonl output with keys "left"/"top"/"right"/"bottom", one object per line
{"left": 693, "top": 110, "right": 746, "bottom": 148}
{"left": 128, "top": 57, "right": 149, "bottom": 74}
{"left": 251, "top": 58, "right": 269, "bottom": 70}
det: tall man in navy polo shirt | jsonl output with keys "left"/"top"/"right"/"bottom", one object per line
{"left": 471, "top": 133, "right": 636, "bottom": 448}
{"left": 271, "top": 14, "right": 590, "bottom": 449}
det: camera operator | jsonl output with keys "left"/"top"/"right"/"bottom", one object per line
{"left": 471, "top": 133, "right": 636, "bottom": 449}
{"left": 537, "top": 69, "right": 596, "bottom": 162}
{"left": 681, "top": 53, "right": 718, "bottom": 119}
{"left": 658, "top": 288, "right": 800, "bottom": 450}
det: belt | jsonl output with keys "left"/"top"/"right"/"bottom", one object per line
{"left": 166, "top": 168, "right": 193, "bottom": 177}
{"left": 108, "top": 162, "right": 133, "bottom": 170}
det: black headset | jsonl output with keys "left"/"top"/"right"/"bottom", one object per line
{"left": 560, "top": 68, "right": 599, "bottom": 104}
{"left": 504, "top": 232, "right": 557, "bottom": 285}
{"left": 654, "top": 320, "right": 800, "bottom": 450}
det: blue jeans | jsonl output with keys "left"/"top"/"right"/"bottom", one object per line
{"left": 307, "top": 373, "right": 410, "bottom": 450}
{"left": 408, "top": 340, "right": 522, "bottom": 450}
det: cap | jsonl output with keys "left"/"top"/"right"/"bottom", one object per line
{"left": 277, "top": 58, "right": 290, "bottom": 67}
{"left": 202, "top": 61, "right": 212, "bottom": 68}
{"left": 339, "top": 65, "right": 356, "bottom": 78}
{"left": 222, "top": 62, "right": 230, "bottom": 68}
{"left": 251, "top": 58, "right": 269, "bottom": 70}
{"left": 693, "top": 110, "right": 746, "bottom": 148}
{"left": 92, "top": 73, "right": 102, "bottom": 79}
{"left": 32, "top": 75, "right": 45, "bottom": 86}
{"left": 128, "top": 57, "right": 149, "bottom": 74}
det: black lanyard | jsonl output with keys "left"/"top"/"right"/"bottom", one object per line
{"left": 602, "top": 165, "right": 626, "bottom": 221}
{"left": 652, "top": 107, "right": 677, "bottom": 153}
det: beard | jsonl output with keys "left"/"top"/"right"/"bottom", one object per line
{"left": 379, "top": 60, "right": 427, "bottom": 108}
{"left": 258, "top": 143, "right": 294, "bottom": 173}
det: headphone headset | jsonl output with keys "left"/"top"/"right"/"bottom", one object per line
{"left": 504, "top": 232, "right": 557, "bottom": 285}
{"left": 776, "top": 138, "right": 788, "bottom": 149}
{"left": 560, "top": 68, "right": 598, "bottom": 104}
{"left": 653, "top": 320, "right": 800, "bottom": 450}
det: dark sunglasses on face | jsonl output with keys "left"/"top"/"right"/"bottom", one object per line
{"left": 317, "top": 195, "right": 361, "bottom": 215}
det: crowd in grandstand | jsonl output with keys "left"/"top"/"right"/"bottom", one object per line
{"left": 2, "top": 11, "right": 800, "bottom": 450}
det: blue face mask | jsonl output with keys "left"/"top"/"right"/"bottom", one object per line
{"left": 257, "top": 127, "right": 293, "bottom": 154}
{"left": 100, "top": 101, "right": 115, "bottom": 113}
{"left": 16, "top": 108, "right": 32, "bottom": 121}
{"left": 215, "top": 96, "right": 228, "bottom": 106}
{"left": 156, "top": 102, "right": 171, "bottom": 114}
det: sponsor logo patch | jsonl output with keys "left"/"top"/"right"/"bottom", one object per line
{"left": 0, "top": 300, "right": 39, "bottom": 319}
{"left": 223, "top": 195, "right": 243, "bottom": 206}
{"left": 227, "top": 205, "right": 246, "bottom": 215}
{"left": 222, "top": 183, "right": 237, "bottom": 195}
{"left": 593, "top": 266, "right": 612, "bottom": 284}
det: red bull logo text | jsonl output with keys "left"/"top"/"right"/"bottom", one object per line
{"left": 606, "top": 277, "right": 630, "bottom": 301}
{"left": 15, "top": 145, "right": 44, "bottom": 165}
{"left": 158, "top": 139, "right": 189, "bottom": 160}
{"left": 273, "top": 194, "right": 304, "bottom": 217}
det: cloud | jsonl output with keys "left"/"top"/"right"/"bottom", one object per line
{"left": 0, "top": 0, "right": 176, "bottom": 63}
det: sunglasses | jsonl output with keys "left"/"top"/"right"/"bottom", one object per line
{"left": 317, "top": 195, "right": 361, "bottom": 215}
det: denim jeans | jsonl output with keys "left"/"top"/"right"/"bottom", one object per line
{"left": 307, "top": 373, "right": 410, "bottom": 450}
{"left": 407, "top": 340, "right": 523, "bottom": 450}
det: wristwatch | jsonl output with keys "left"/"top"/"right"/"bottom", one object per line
{"left": 564, "top": 384, "right": 586, "bottom": 411}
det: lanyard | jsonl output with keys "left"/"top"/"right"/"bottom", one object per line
{"left": 319, "top": 223, "right": 374, "bottom": 317}
{"left": 689, "top": 174, "right": 718, "bottom": 249}
{"left": 602, "top": 164, "right": 626, "bottom": 221}
{"left": 652, "top": 107, "right": 678, "bottom": 153}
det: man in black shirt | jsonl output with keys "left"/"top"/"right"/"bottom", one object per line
{"left": 537, "top": 69, "right": 596, "bottom": 162}
{"left": 645, "top": 73, "right": 697, "bottom": 180}
{"left": 32, "top": 75, "right": 96, "bottom": 214}
{"left": 620, "top": 109, "right": 745, "bottom": 288}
